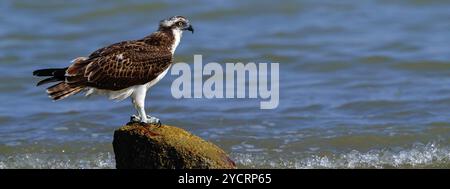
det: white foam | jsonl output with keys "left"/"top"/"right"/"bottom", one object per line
{"left": 232, "top": 142, "right": 450, "bottom": 168}
{"left": 0, "top": 152, "right": 114, "bottom": 169}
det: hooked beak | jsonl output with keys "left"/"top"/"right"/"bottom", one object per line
{"left": 184, "top": 25, "right": 194, "bottom": 33}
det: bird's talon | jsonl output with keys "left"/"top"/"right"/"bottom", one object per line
{"left": 130, "top": 115, "right": 140, "bottom": 122}
{"left": 144, "top": 115, "right": 161, "bottom": 126}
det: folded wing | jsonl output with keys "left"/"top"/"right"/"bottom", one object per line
{"left": 66, "top": 41, "right": 173, "bottom": 91}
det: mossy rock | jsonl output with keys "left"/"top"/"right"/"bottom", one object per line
{"left": 113, "top": 122, "right": 236, "bottom": 169}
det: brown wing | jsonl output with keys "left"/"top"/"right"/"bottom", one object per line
{"left": 66, "top": 40, "right": 172, "bottom": 90}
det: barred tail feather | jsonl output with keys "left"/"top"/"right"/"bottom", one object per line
{"left": 33, "top": 68, "right": 67, "bottom": 77}
{"left": 33, "top": 67, "right": 68, "bottom": 86}
{"left": 36, "top": 77, "right": 59, "bottom": 86}
{"left": 46, "top": 82, "right": 83, "bottom": 100}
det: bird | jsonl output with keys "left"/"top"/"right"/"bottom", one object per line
{"left": 32, "top": 16, "right": 194, "bottom": 125}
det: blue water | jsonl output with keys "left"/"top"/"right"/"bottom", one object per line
{"left": 0, "top": 0, "right": 450, "bottom": 168}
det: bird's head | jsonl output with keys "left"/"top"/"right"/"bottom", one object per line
{"left": 159, "top": 16, "right": 194, "bottom": 33}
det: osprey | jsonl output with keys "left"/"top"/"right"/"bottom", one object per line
{"left": 33, "top": 16, "right": 194, "bottom": 125}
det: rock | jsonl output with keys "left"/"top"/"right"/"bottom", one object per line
{"left": 113, "top": 122, "right": 236, "bottom": 169}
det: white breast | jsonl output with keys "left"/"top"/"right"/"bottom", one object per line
{"left": 171, "top": 29, "right": 182, "bottom": 54}
{"left": 145, "top": 65, "right": 171, "bottom": 89}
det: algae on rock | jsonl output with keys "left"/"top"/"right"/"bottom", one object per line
{"left": 113, "top": 123, "right": 236, "bottom": 169}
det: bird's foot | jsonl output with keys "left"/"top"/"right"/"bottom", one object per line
{"left": 130, "top": 115, "right": 141, "bottom": 122}
{"left": 146, "top": 115, "right": 162, "bottom": 127}
{"left": 129, "top": 115, "right": 161, "bottom": 127}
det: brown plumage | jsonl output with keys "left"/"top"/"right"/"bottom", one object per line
{"left": 33, "top": 16, "right": 193, "bottom": 124}
{"left": 67, "top": 31, "right": 174, "bottom": 90}
{"left": 34, "top": 27, "right": 175, "bottom": 100}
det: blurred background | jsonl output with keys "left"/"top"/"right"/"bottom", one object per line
{"left": 1, "top": 0, "right": 450, "bottom": 168}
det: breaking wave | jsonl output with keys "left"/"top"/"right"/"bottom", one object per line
{"left": 0, "top": 152, "right": 115, "bottom": 169}
{"left": 1, "top": 143, "right": 449, "bottom": 169}
{"left": 233, "top": 143, "right": 450, "bottom": 168}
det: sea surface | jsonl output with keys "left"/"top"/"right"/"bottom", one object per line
{"left": 1, "top": 0, "right": 450, "bottom": 168}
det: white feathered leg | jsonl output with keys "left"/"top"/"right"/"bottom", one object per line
{"left": 130, "top": 85, "right": 160, "bottom": 125}
{"left": 131, "top": 85, "right": 148, "bottom": 123}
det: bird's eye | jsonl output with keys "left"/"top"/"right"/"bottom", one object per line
{"left": 178, "top": 22, "right": 183, "bottom": 27}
